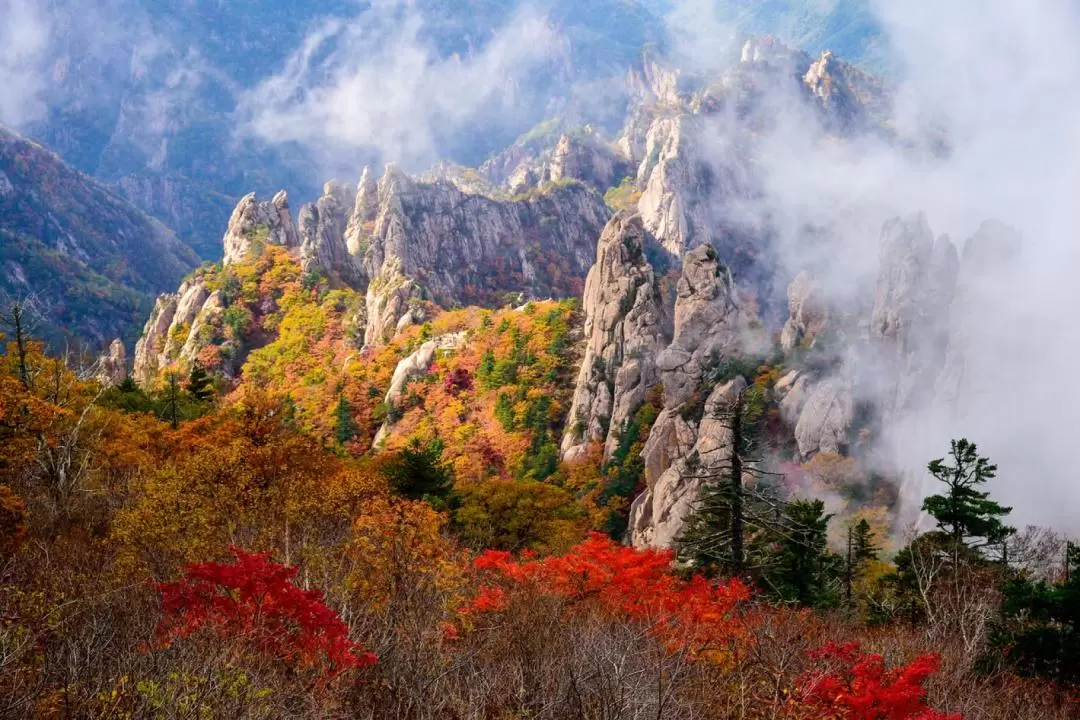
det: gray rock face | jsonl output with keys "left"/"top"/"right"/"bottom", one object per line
{"left": 628, "top": 245, "right": 756, "bottom": 547}
{"left": 793, "top": 375, "right": 854, "bottom": 459}
{"left": 132, "top": 278, "right": 216, "bottom": 386}
{"left": 95, "top": 339, "right": 127, "bottom": 387}
{"left": 560, "top": 213, "right": 668, "bottom": 462}
{"left": 547, "top": 134, "right": 624, "bottom": 191}
{"left": 133, "top": 293, "right": 178, "bottom": 387}
{"left": 360, "top": 164, "right": 609, "bottom": 347}
{"left": 629, "top": 376, "right": 747, "bottom": 548}
{"left": 870, "top": 213, "right": 959, "bottom": 418}
{"left": 936, "top": 220, "right": 1022, "bottom": 409}
{"left": 479, "top": 130, "right": 626, "bottom": 196}
{"left": 299, "top": 181, "right": 362, "bottom": 284}
{"left": 635, "top": 115, "right": 701, "bottom": 255}
{"left": 656, "top": 244, "right": 749, "bottom": 409}
{"left": 780, "top": 271, "right": 829, "bottom": 353}
{"left": 221, "top": 191, "right": 299, "bottom": 266}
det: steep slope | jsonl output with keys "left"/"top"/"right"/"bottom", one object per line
{"left": 0, "top": 125, "right": 198, "bottom": 347}
{"left": 560, "top": 213, "right": 669, "bottom": 462}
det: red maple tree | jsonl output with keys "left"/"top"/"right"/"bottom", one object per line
{"left": 154, "top": 548, "right": 375, "bottom": 677}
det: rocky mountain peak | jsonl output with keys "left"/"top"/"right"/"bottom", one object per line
{"left": 299, "top": 181, "right": 361, "bottom": 284}
{"left": 561, "top": 212, "right": 669, "bottom": 462}
{"left": 780, "top": 271, "right": 830, "bottom": 353}
{"left": 354, "top": 166, "right": 379, "bottom": 224}
{"left": 95, "top": 339, "right": 128, "bottom": 388}
{"left": 221, "top": 191, "right": 299, "bottom": 266}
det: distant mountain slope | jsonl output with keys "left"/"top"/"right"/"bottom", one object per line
{"left": 641, "top": 0, "right": 887, "bottom": 73}
{"left": 0, "top": 125, "right": 198, "bottom": 347}
{"left": 21, "top": 0, "right": 665, "bottom": 260}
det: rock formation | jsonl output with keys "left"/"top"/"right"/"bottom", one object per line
{"left": 780, "top": 271, "right": 829, "bottom": 353}
{"left": 560, "top": 213, "right": 668, "bottom": 462}
{"left": 628, "top": 244, "right": 757, "bottom": 547}
{"left": 372, "top": 332, "right": 467, "bottom": 448}
{"left": 222, "top": 191, "right": 299, "bottom": 266}
{"left": 870, "top": 213, "right": 959, "bottom": 418}
{"left": 359, "top": 164, "right": 609, "bottom": 347}
{"left": 629, "top": 376, "right": 747, "bottom": 548}
{"left": 299, "top": 181, "right": 362, "bottom": 284}
{"left": 95, "top": 339, "right": 127, "bottom": 387}
{"left": 132, "top": 277, "right": 220, "bottom": 386}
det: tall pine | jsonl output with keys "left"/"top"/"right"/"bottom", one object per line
{"left": 923, "top": 438, "right": 1014, "bottom": 560}
{"left": 334, "top": 394, "right": 358, "bottom": 446}
{"left": 765, "top": 499, "right": 842, "bottom": 607}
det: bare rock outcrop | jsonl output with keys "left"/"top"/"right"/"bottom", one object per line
{"left": 372, "top": 332, "right": 467, "bottom": 448}
{"left": 132, "top": 278, "right": 213, "bottom": 386}
{"left": 870, "top": 213, "right": 959, "bottom": 418}
{"left": 630, "top": 376, "right": 747, "bottom": 548}
{"left": 95, "top": 339, "right": 127, "bottom": 387}
{"left": 629, "top": 245, "right": 757, "bottom": 547}
{"left": 360, "top": 164, "right": 609, "bottom": 347}
{"left": 780, "top": 271, "right": 829, "bottom": 352}
{"left": 299, "top": 181, "right": 362, "bottom": 283}
{"left": 560, "top": 213, "right": 668, "bottom": 462}
{"left": 221, "top": 191, "right": 298, "bottom": 266}
{"left": 547, "top": 134, "right": 624, "bottom": 191}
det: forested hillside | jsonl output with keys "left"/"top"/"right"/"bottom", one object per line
{"left": 3, "top": 0, "right": 1080, "bottom": 716}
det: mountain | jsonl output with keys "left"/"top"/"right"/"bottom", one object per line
{"left": 641, "top": 0, "right": 887, "bottom": 73}
{"left": 129, "top": 35, "right": 909, "bottom": 548}
{"left": 18, "top": 0, "right": 665, "bottom": 261}
{"left": 0, "top": 124, "right": 198, "bottom": 348}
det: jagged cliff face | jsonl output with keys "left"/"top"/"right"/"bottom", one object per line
{"left": 869, "top": 213, "right": 959, "bottom": 420}
{"left": 124, "top": 35, "right": 983, "bottom": 551}
{"left": 560, "top": 213, "right": 669, "bottom": 462}
{"left": 625, "top": 244, "right": 760, "bottom": 547}
{"left": 356, "top": 165, "right": 610, "bottom": 346}
{"left": 222, "top": 191, "right": 299, "bottom": 266}
{"left": 134, "top": 160, "right": 611, "bottom": 381}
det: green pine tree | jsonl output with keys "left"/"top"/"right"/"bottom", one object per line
{"left": 990, "top": 542, "right": 1080, "bottom": 690}
{"left": 764, "top": 499, "right": 842, "bottom": 607}
{"left": 383, "top": 437, "right": 453, "bottom": 505}
{"left": 161, "top": 372, "right": 182, "bottom": 430}
{"left": 334, "top": 394, "right": 358, "bottom": 446}
{"left": 923, "top": 438, "right": 1015, "bottom": 560}
{"left": 852, "top": 519, "right": 879, "bottom": 565}
{"left": 186, "top": 365, "right": 215, "bottom": 402}
{"left": 677, "top": 385, "right": 774, "bottom": 578}
{"left": 844, "top": 518, "right": 879, "bottom": 606}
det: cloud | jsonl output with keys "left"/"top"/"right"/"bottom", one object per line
{"left": 0, "top": 0, "right": 51, "bottom": 126}
{"left": 235, "top": 2, "right": 562, "bottom": 172}
{"left": 684, "top": 0, "right": 1080, "bottom": 529}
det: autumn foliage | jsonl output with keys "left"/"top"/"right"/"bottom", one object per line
{"left": 463, "top": 533, "right": 751, "bottom": 660}
{"left": 793, "top": 642, "right": 962, "bottom": 720}
{"left": 154, "top": 547, "right": 375, "bottom": 678}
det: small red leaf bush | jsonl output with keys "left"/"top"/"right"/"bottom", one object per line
{"left": 793, "top": 641, "right": 962, "bottom": 720}
{"left": 154, "top": 547, "right": 375, "bottom": 677}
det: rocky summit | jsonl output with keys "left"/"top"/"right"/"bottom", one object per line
{"left": 4, "top": 2, "right": 1074, "bottom": 717}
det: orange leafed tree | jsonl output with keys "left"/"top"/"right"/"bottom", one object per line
{"left": 460, "top": 532, "right": 752, "bottom": 662}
